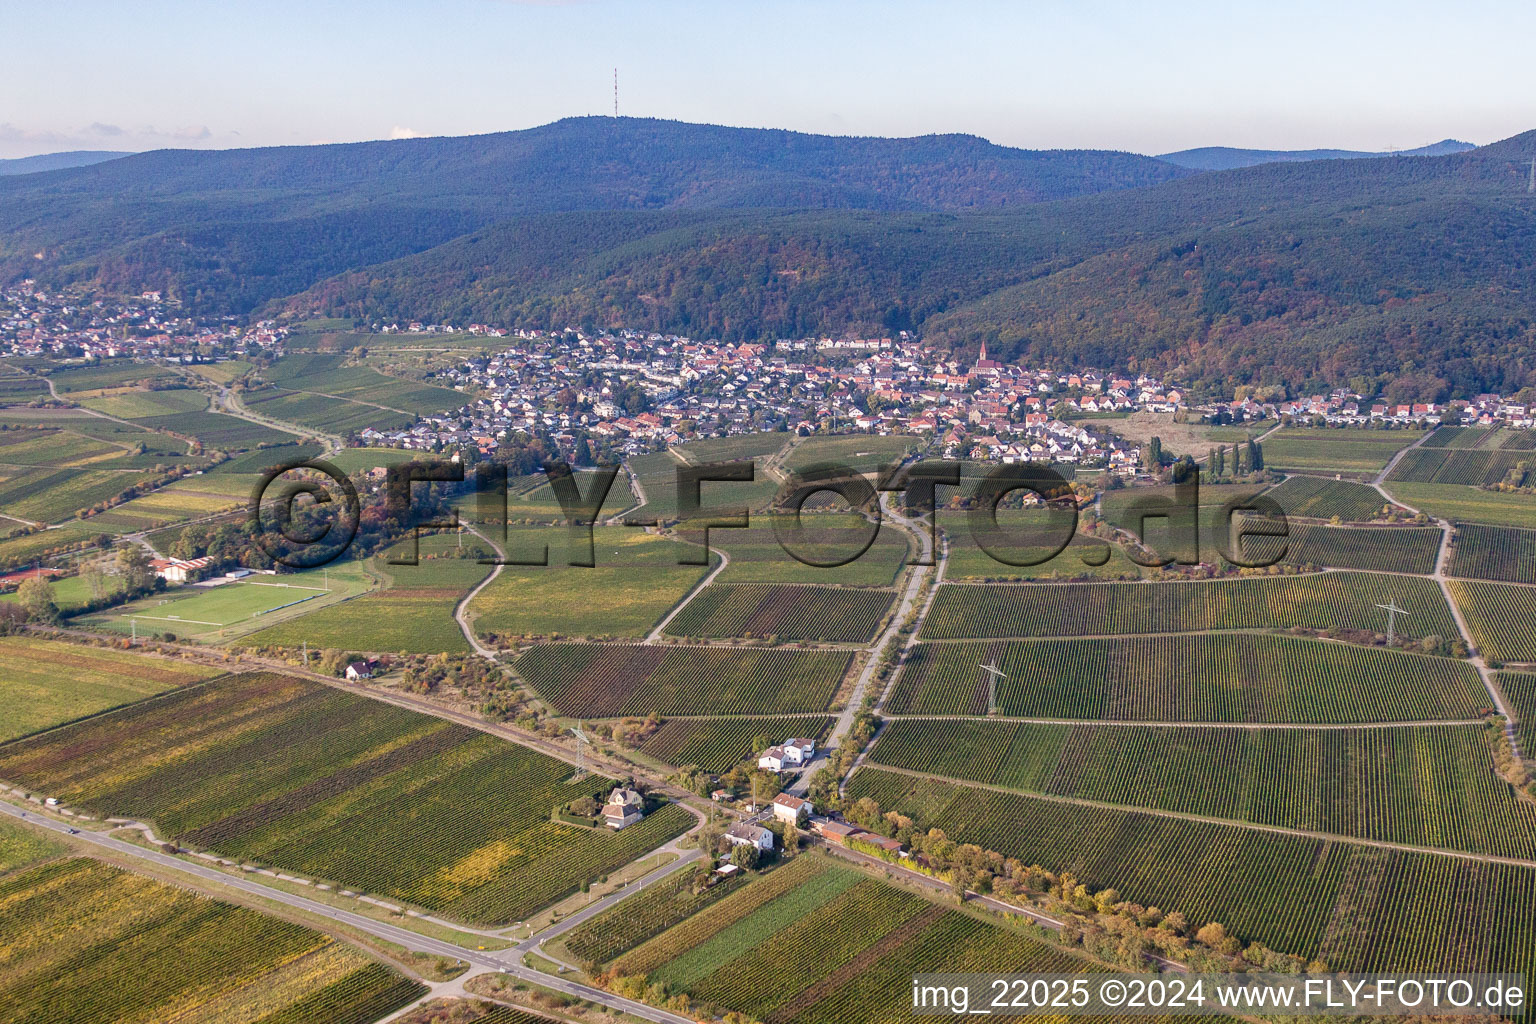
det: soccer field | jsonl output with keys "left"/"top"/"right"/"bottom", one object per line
{"left": 79, "top": 563, "right": 372, "bottom": 640}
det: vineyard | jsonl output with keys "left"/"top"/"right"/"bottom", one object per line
{"left": 0, "top": 673, "right": 692, "bottom": 924}
{"left": 1277, "top": 524, "right": 1440, "bottom": 575}
{"left": 1389, "top": 446, "right": 1536, "bottom": 486}
{"left": 886, "top": 635, "right": 1486, "bottom": 722}
{"left": 1265, "top": 476, "right": 1402, "bottom": 520}
{"left": 713, "top": 515, "right": 909, "bottom": 587}
{"left": 1449, "top": 523, "right": 1536, "bottom": 583}
{"left": 636, "top": 716, "right": 834, "bottom": 771}
{"left": 662, "top": 583, "right": 894, "bottom": 642}
{"left": 1448, "top": 580, "right": 1536, "bottom": 663}
{"left": 0, "top": 858, "right": 425, "bottom": 1023}
{"left": 867, "top": 720, "right": 1536, "bottom": 858}
{"left": 922, "top": 572, "right": 1457, "bottom": 640}
{"left": 610, "top": 854, "right": 1091, "bottom": 1024}
{"left": 561, "top": 868, "right": 750, "bottom": 967}
{"left": 846, "top": 768, "right": 1536, "bottom": 979}
{"left": 515, "top": 644, "right": 851, "bottom": 717}
{"left": 0, "top": 635, "right": 223, "bottom": 742}
{"left": 1498, "top": 671, "right": 1536, "bottom": 751}
{"left": 1261, "top": 429, "right": 1418, "bottom": 474}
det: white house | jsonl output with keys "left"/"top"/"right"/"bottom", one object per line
{"left": 785, "top": 738, "right": 816, "bottom": 762}
{"left": 759, "top": 739, "right": 814, "bottom": 773}
{"left": 602, "top": 787, "right": 645, "bottom": 829}
{"left": 772, "top": 793, "right": 812, "bottom": 824}
{"left": 724, "top": 822, "right": 774, "bottom": 852}
{"left": 758, "top": 745, "right": 791, "bottom": 772}
{"left": 344, "top": 661, "right": 374, "bottom": 681}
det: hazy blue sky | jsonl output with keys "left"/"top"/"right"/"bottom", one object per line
{"left": 5, "top": 0, "right": 1535, "bottom": 159}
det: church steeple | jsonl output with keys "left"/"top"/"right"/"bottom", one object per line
{"left": 978, "top": 341, "right": 987, "bottom": 363}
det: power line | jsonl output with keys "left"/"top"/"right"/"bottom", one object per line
{"left": 1375, "top": 601, "right": 1410, "bottom": 645}
{"left": 979, "top": 659, "right": 1006, "bottom": 716}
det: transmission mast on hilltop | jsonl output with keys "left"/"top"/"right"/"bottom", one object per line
{"left": 614, "top": 68, "right": 619, "bottom": 118}
{"left": 1528, "top": 158, "right": 1534, "bottom": 194}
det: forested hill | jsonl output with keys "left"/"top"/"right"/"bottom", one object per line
{"left": 296, "top": 131, "right": 1536, "bottom": 399}
{"left": 6, "top": 119, "right": 1536, "bottom": 396}
{"left": 0, "top": 117, "right": 1188, "bottom": 312}
{"left": 1158, "top": 139, "right": 1475, "bottom": 170}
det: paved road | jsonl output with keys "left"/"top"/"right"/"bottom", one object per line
{"left": 0, "top": 798, "right": 698, "bottom": 1024}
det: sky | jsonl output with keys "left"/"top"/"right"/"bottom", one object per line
{"left": 4, "top": 0, "right": 1536, "bottom": 160}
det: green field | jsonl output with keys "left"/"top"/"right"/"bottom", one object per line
{"left": 621, "top": 449, "right": 782, "bottom": 523}
{"left": 711, "top": 514, "right": 909, "bottom": 586}
{"left": 0, "top": 858, "right": 425, "bottom": 1023}
{"left": 468, "top": 527, "right": 710, "bottom": 639}
{"left": 888, "top": 634, "right": 1487, "bottom": 721}
{"left": 663, "top": 583, "right": 893, "bottom": 642}
{"left": 675, "top": 433, "right": 793, "bottom": 463}
{"left": 1448, "top": 523, "right": 1536, "bottom": 583}
{"left": 1262, "top": 428, "right": 1421, "bottom": 474}
{"left": 782, "top": 434, "right": 920, "bottom": 475}
{"left": 0, "top": 818, "right": 64, "bottom": 873}
{"left": 1266, "top": 476, "right": 1404, "bottom": 520}
{"left": 1272, "top": 523, "right": 1441, "bottom": 574}
{"left": 248, "top": 534, "right": 490, "bottom": 653}
{"left": 1382, "top": 482, "right": 1536, "bottom": 528}
{"left": 846, "top": 768, "right": 1536, "bottom": 979}
{"left": 1388, "top": 443, "right": 1536, "bottom": 486}
{"left": 941, "top": 519, "right": 1143, "bottom": 581}
{"left": 921, "top": 571, "right": 1458, "bottom": 640}
{"left": 1448, "top": 579, "right": 1536, "bottom": 663}
{"left": 45, "top": 360, "right": 183, "bottom": 393}
{"left": 81, "top": 386, "right": 211, "bottom": 419}
{"left": 0, "top": 673, "right": 693, "bottom": 924}
{"left": 76, "top": 560, "right": 373, "bottom": 641}
{"left": 516, "top": 644, "right": 851, "bottom": 717}
{"left": 868, "top": 719, "right": 1536, "bottom": 858}
{"left": 598, "top": 853, "right": 1093, "bottom": 1023}
{"left": 636, "top": 716, "right": 834, "bottom": 772}
{"left": 0, "top": 635, "right": 222, "bottom": 741}
{"left": 0, "top": 465, "right": 157, "bottom": 523}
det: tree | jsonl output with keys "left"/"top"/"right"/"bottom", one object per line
{"left": 729, "top": 843, "right": 760, "bottom": 870}
{"left": 116, "top": 545, "right": 155, "bottom": 591}
{"left": 17, "top": 578, "right": 58, "bottom": 623}
{"left": 80, "top": 563, "right": 107, "bottom": 600}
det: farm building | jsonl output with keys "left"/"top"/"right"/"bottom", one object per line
{"left": 150, "top": 556, "right": 213, "bottom": 584}
{"left": 809, "top": 818, "right": 863, "bottom": 845}
{"left": 602, "top": 787, "right": 645, "bottom": 829}
{"left": 724, "top": 822, "right": 774, "bottom": 852}
{"left": 758, "top": 739, "right": 811, "bottom": 773}
{"left": 344, "top": 660, "right": 376, "bottom": 680}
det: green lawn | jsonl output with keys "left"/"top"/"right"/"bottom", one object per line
{"left": 1386, "top": 483, "right": 1536, "bottom": 529}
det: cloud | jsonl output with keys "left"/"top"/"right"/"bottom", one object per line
{"left": 0, "top": 121, "right": 232, "bottom": 158}
{"left": 389, "top": 125, "right": 427, "bottom": 140}
{"left": 88, "top": 122, "right": 126, "bottom": 137}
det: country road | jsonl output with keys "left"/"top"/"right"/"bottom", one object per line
{"left": 0, "top": 799, "right": 699, "bottom": 1024}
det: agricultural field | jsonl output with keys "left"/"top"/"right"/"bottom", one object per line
{"left": 0, "top": 427, "right": 128, "bottom": 467}
{"left": 867, "top": 719, "right": 1536, "bottom": 858}
{"left": 1497, "top": 671, "right": 1536, "bottom": 752}
{"left": 44, "top": 359, "right": 183, "bottom": 393}
{"left": 846, "top": 768, "right": 1536, "bottom": 979}
{"left": 621, "top": 449, "right": 782, "bottom": 523}
{"left": 245, "top": 387, "right": 416, "bottom": 433}
{"left": 210, "top": 441, "right": 327, "bottom": 475}
{"left": 83, "top": 482, "right": 246, "bottom": 533}
{"left": 560, "top": 866, "right": 752, "bottom": 968}
{"left": 1261, "top": 428, "right": 1421, "bottom": 474}
{"left": 1266, "top": 475, "right": 1404, "bottom": 520}
{"left": 675, "top": 433, "right": 793, "bottom": 463}
{"left": 0, "top": 635, "right": 222, "bottom": 741}
{"left": 605, "top": 853, "right": 1092, "bottom": 1024}
{"left": 711, "top": 514, "right": 908, "bottom": 586}
{"left": 0, "top": 673, "right": 693, "bottom": 924}
{"left": 0, "top": 569, "right": 125, "bottom": 613}
{"left": 325, "top": 446, "right": 426, "bottom": 474}
{"left": 887, "top": 634, "right": 1487, "bottom": 722}
{"left": 515, "top": 644, "right": 851, "bottom": 717}
{"left": 1388, "top": 445, "right": 1536, "bottom": 487}
{"left": 187, "top": 359, "right": 254, "bottom": 383}
{"left": 782, "top": 434, "right": 920, "bottom": 475}
{"left": 477, "top": 468, "right": 637, "bottom": 524}
{"left": 245, "top": 352, "right": 467, "bottom": 433}
{"left": 0, "top": 520, "right": 107, "bottom": 568}
{"left": 0, "top": 818, "right": 63, "bottom": 873}
{"left": 663, "top": 583, "right": 893, "bottom": 642}
{"left": 0, "top": 408, "right": 192, "bottom": 457}
{"left": 921, "top": 571, "right": 1457, "bottom": 640}
{"left": 247, "top": 534, "right": 490, "bottom": 654}
{"left": 941, "top": 519, "right": 1143, "bottom": 581}
{"left": 0, "top": 465, "right": 157, "bottom": 522}
{"left": 1448, "top": 523, "right": 1536, "bottom": 583}
{"left": 1448, "top": 580, "right": 1536, "bottom": 663}
{"left": 74, "top": 560, "right": 373, "bottom": 642}
{"left": 81, "top": 385, "right": 211, "bottom": 419}
{"left": 1274, "top": 523, "right": 1441, "bottom": 574}
{"left": 635, "top": 716, "right": 834, "bottom": 772}
{"left": 468, "top": 526, "right": 710, "bottom": 639}
{"left": 1383, "top": 482, "right": 1536, "bottom": 528}
{"left": 0, "top": 858, "right": 426, "bottom": 1023}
